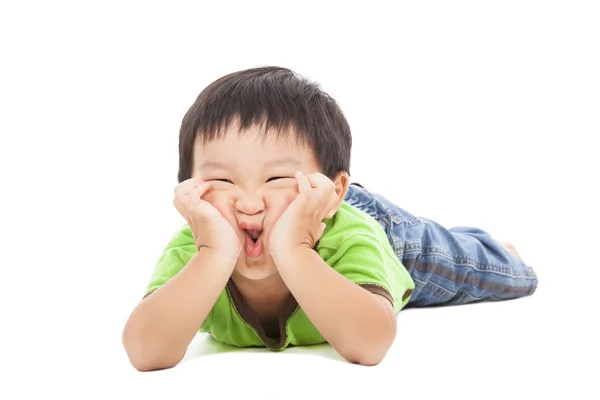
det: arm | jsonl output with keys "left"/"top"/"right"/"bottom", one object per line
{"left": 273, "top": 247, "right": 397, "bottom": 366}
{"left": 122, "top": 249, "right": 236, "bottom": 371}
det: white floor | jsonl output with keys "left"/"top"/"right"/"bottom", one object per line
{"left": 37, "top": 246, "right": 592, "bottom": 400}
{"left": 90, "top": 272, "right": 596, "bottom": 399}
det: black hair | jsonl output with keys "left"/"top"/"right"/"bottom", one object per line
{"left": 177, "top": 66, "right": 352, "bottom": 183}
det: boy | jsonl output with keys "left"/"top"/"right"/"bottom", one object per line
{"left": 122, "top": 66, "right": 538, "bottom": 371}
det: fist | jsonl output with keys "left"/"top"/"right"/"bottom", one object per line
{"left": 172, "top": 178, "right": 242, "bottom": 260}
{"left": 268, "top": 171, "right": 339, "bottom": 259}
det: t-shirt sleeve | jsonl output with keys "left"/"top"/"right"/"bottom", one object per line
{"left": 144, "top": 224, "right": 198, "bottom": 298}
{"left": 321, "top": 233, "right": 413, "bottom": 313}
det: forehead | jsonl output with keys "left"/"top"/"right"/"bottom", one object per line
{"left": 193, "top": 125, "right": 320, "bottom": 171}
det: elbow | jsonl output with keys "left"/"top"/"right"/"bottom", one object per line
{"left": 351, "top": 340, "right": 395, "bottom": 366}
{"left": 344, "top": 339, "right": 393, "bottom": 366}
{"left": 352, "top": 348, "right": 387, "bottom": 366}
{"left": 122, "top": 325, "right": 183, "bottom": 372}
{"left": 127, "top": 351, "right": 181, "bottom": 372}
{"left": 129, "top": 357, "right": 172, "bottom": 372}
{"left": 131, "top": 358, "right": 180, "bottom": 372}
{"left": 339, "top": 335, "right": 396, "bottom": 366}
{"left": 342, "top": 313, "right": 397, "bottom": 366}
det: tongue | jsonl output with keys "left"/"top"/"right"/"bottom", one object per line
{"left": 245, "top": 235, "right": 263, "bottom": 258}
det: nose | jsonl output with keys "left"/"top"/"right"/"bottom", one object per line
{"left": 235, "top": 189, "right": 265, "bottom": 216}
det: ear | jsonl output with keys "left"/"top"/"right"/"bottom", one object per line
{"left": 327, "top": 171, "right": 350, "bottom": 217}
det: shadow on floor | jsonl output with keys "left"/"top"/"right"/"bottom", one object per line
{"left": 181, "top": 334, "right": 345, "bottom": 364}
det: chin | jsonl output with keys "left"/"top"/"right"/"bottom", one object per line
{"left": 234, "top": 260, "right": 278, "bottom": 281}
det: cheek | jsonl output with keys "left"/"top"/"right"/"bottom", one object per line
{"left": 265, "top": 189, "right": 298, "bottom": 219}
{"left": 204, "top": 192, "right": 234, "bottom": 214}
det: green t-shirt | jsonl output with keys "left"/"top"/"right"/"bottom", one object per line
{"left": 145, "top": 201, "right": 414, "bottom": 350}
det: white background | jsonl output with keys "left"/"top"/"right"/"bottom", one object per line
{"left": 1, "top": 0, "right": 599, "bottom": 399}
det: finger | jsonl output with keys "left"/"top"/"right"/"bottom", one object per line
{"left": 295, "top": 171, "right": 311, "bottom": 195}
{"left": 186, "top": 184, "right": 202, "bottom": 209}
{"left": 186, "top": 181, "right": 211, "bottom": 209}
{"left": 305, "top": 173, "right": 337, "bottom": 218}
{"left": 306, "top": 172, "right": 335, "bottom": 190}
{"left": 175, "top": 177, "right": 208, "bottom": 194}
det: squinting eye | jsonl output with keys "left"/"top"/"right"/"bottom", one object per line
{"left": 266, "top": 176, "right": 292, "bottom": 183}
{"left": 212, "top": 179, "right": 233, "bottom": 184}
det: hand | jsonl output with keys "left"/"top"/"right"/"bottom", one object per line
{"left": 173, "top": 178, "right": 242, "bottom": 260}
{"left": 268, "top": 171, "right": 339, "bottom": 260}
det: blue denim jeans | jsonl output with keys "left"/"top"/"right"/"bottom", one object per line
{"left": 344, "top": 183, "right": 538, "bottom": 307}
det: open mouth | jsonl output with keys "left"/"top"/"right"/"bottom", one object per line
{"left": 244, "top": 229, "right": 262, "bottom": 243}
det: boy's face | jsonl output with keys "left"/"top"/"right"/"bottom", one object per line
{"left": 191, "top": 124, "right": 334, "bottom": 281}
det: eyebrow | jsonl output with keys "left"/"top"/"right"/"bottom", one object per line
{"left": 199, "top": 157, "right": 302, "bottom": 170}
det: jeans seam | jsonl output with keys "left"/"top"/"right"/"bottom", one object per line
{"left": 404, "top": 243, "right": 534, "bottom": 278}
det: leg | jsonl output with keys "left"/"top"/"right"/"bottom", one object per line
{"left": 344, "top": 183, "right": 539, "bottom": 307}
